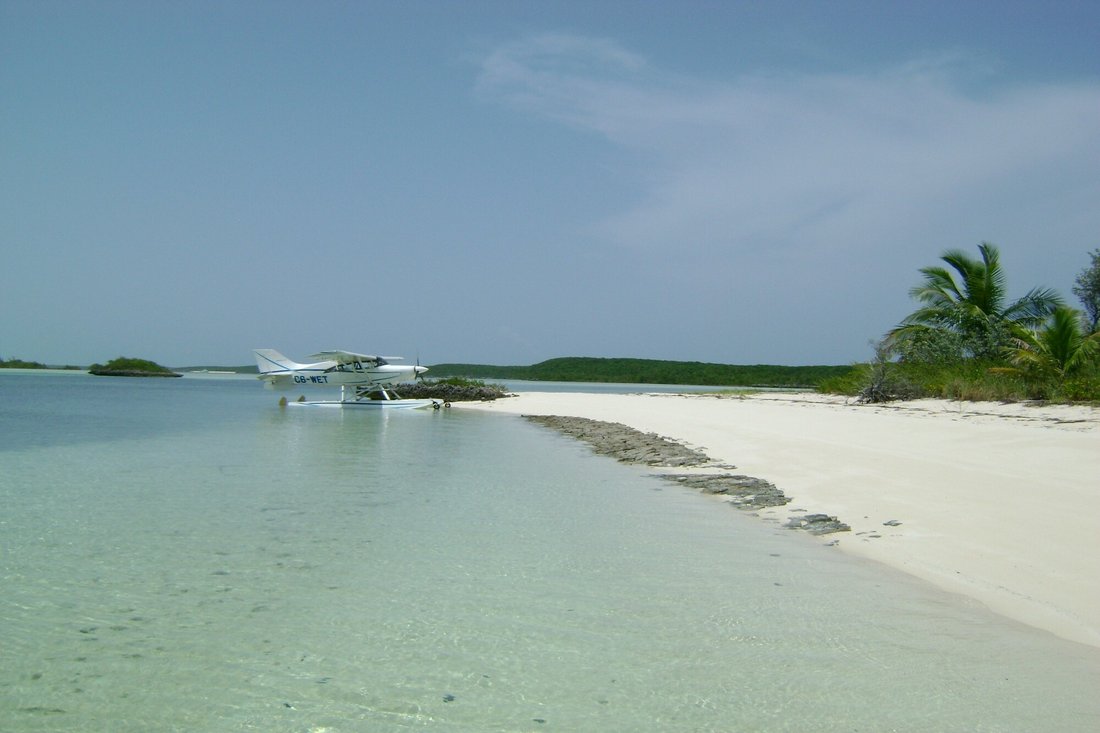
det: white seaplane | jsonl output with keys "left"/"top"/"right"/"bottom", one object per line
{"left": 253, "top": 349, "right": 441, "bottom": 409}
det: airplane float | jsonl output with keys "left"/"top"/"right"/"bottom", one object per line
{"left": 253, "top": 349, "right": 441, "bottom": 409}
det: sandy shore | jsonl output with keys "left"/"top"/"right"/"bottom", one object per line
{"left": 459, "top": 391, "right": 1100, "bottom": 649}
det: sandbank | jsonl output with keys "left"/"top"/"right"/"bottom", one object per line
{"left": 460, "top": 391, "right": 1100, "bottom": 649}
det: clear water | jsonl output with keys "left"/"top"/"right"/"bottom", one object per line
{"left": 2, "top": 371, "right": 1098, "bottom": 732}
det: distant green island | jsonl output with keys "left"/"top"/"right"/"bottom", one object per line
{"left": 0, "top": 358, "right": 51, "bottom": 369}
{"left": 427, "top": 357, "right": 854, "bottom": 388}
{"left": 88, "top": 357, "right": 182, "bottom": 378}
{"left": 4, "top": 244, "right": 1098, "bottom": 399}
{"left": 0, "top": 358, "right": 83, "bottom": 370}
{"left": 5, "top": 355, "right": 850, "bottom": 386}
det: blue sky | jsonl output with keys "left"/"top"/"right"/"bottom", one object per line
{"left": 2, "top": 1, "right": 1098, "bottom": 367}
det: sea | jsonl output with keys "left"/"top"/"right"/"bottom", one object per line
{"left": 2, "top": 370, "right": 1099, "bottom": 732}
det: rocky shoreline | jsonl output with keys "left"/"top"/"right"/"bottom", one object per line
{"left": 88, "top": 369, "right": 182, "bottom": 377}
{"left": 392, "top": 382, "right": 510, "bottom": 402}
{"left": 524, "top": 415, "right": 850, "bottom": 535}
{"left": 524, "top": 415, "right": 711, "bottom": 467}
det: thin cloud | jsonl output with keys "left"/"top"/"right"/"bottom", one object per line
{"left": 478, "top": 34, "right": 1100, "bottom": 257}
{"left": 478, "top": 34, "right": 648, "bottom": 115}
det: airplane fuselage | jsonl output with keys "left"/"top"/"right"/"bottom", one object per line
{"left": 263, "top": 363, "right": 419, "bottom": 389}
{"left": 253, "top": 349, "right": 426, "bottom": 391}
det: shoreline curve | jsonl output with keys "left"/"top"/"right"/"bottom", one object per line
{"left": 459, "top": 390, "right": 1100, "bottom": 650}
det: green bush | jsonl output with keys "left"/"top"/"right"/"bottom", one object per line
{"left": 0, "top": 358, "right": 49, "bottom": 369}
{"left": 819, "top": 357, "right": 1100, "bottom": 403}
{"left": 89, "top": 357, "right": 177, "bottom": 375}
{"left": 816, "top": 366, "right": 868, "bottom": 396}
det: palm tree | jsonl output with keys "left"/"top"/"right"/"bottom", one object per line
{"left": 888, "top": 242, "right": 1063, "bottom": 360}
{"left": 1006, "top": 306, "right": 1100, "bottom": 382}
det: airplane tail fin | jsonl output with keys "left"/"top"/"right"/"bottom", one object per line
{"left": 253, "top": 349, "right": 300, "bottom": 374}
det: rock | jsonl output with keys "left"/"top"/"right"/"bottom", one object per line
{"left": 785, "top": 514, "right": 851, "bottom": 535}
{"left": 524, "top": 415, "right": 710, "bottom": 466}
{"left": 662, "top": 474, "right": 790, "bottom": 509}
{"left": 526, "top": 414, "right": 850, "bottom": 535}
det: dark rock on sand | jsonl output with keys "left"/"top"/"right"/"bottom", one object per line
{"left": 523, "top": 415, "right": 709, "bottom": 467}
{"left": 785, "top": 513, "right": 851, "bottom": 535}
{"left": 662, "top": 474, "right": 791, "bottom": 509}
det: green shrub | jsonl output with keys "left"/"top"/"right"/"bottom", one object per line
{"left": 816, "top": 365, "right": 868, "bottom": 396}
{"left": 88, "top": 357, "right": 177, "bottom": 375}
{"left": 819, "top": 356, "right": 1100, "bottom": 403}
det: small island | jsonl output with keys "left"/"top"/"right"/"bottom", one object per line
{"left": 0, "top": 358, "right": 51, "bottom": 369}
{"left": 1, "top": 358, "right": 83, "bottom": 370}
{"left": 88, "top": 357, "right": 182, "bottom": 378}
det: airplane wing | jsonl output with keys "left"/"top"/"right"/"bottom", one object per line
{"left": 309, "top": 350, "right": 394, "bottom": 366}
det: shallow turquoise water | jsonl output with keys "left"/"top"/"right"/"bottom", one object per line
{"left": 2, "top": 372, "right": 1099, "bottom": 731}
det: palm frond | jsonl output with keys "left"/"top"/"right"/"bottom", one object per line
{"left": 1005, "top": 307, "right": 1100, "bottom": 379}
{"left": 910, "top": 266, "right": 964, "bottom": 305}
{"left": 1002, "top": 286, "right": 1064, "bottom": 327}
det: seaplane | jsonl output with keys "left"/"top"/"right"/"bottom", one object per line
{"left": 253, "top": 349, "right": 441, "bottom": 409}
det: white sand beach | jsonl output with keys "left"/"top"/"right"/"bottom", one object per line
{"left": 460, "top": 391, "right": 1100, "bottom": 649}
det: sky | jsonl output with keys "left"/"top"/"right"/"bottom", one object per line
{"left": 2, "top": 1, "right": 1098, "bottom": 367}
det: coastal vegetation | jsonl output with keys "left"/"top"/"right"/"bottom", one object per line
{"left": 14, "top": 245, "right": 1098, "bottom": 401}
{"left": 0, "top": 357, "right": 51, "bottom": 369}
{"left": 0, "top": 357, "right": 83, "bottom": 370}
{"left": 1073, "top": 248, "right": 1100, "bottom": 332}
{"left": 393, "top": 376, "right": 510, "bottom": 402}
{"left": 823, "top": 243, "right": 1100, "bottom": 402}
{"left": 88, "top": 357, "right": 182, "bottom": 377}
{"left": 427, "top": 357, "right": 854, "bottom": 388}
